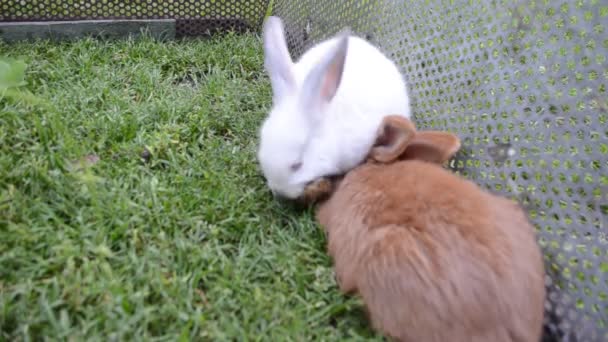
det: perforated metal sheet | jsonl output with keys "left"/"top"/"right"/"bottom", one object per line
{"left": 272, "top": 0, "right": 607, "bottom": 341}
{"left": 0, "top": 0, "right": 269, "bottom": 38}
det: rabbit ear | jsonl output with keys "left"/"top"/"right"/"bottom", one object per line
{"left": 263, "top": 16, "right": 296, "bottom": 101}
{"left": 369, "top": 115, "right": 417, "bottom": 163}
{"left": 370, "top": 116, "right": 461, "bottom": 164}
{"left": 401, "top": 130, "right": 461, "bottom": 164}
{"left": 299, "top": 30, "right": 350, "bottom": 119}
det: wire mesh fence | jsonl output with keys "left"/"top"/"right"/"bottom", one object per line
{"left": 1, "top": 0, "right": 606, "bottom": 340}
{"left": 271, "top": 0, "right": 608, "bottom": 341}
{"left": 0, "top": 0, "right": 270, "bottom": 38}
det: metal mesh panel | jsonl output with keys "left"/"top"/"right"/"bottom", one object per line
{"left": 0, "top": 0, "right": 269, "bottom": 38}
{"left": 273, "top": 0, "right": 607, "bottom": 341}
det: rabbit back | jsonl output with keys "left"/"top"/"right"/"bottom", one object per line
{"left": 316, "top": 160, "right": 546, "bottom": 342}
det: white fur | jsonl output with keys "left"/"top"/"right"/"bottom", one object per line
{"left": 258, "top": 16, "right": 411, "bottom": 199}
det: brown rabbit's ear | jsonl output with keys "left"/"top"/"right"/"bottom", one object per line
{"left": 400, "top": 130, "right": 461, "bottom": 164}
{"left": 369, "top": 115, "right": 417, "bottom": 163}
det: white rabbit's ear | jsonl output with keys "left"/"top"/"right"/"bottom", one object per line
{"left": 299, "top": 30, "right": 350, "bottom": 119}
{"left": 263, "top": 16, "right": 296, "bottom": 101}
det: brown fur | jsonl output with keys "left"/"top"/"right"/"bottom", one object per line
{"left": 310, "top": 115, "right": 546, "bottom": 342}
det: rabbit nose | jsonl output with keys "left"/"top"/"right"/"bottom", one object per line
{"left": 270, "top": 189, "right": 279, "bottom": 198}
{"left": 270, "top": 188, "right": 287, "bottom": 200}
{"left": 274, "top": 193, "right": 292, "bottom": 202}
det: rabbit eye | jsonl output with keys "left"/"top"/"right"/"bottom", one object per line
{"left": 290, "top": 162, "right": 302, "bottom": 171}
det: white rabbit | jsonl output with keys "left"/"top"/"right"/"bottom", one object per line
{"left": 257, "top": 16, "right": 411, "bottom": 199}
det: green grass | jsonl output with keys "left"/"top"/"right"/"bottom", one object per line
{"left": 0, "top": 33, "right": 381, "bottom": 341}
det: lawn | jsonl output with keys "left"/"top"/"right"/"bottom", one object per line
{"left": 0, "top": 33, "right": 381, "bottom": 340}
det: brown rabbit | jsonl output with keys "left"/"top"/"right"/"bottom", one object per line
{"left": 307, "top": 115, "right": 546, "bottom": 342}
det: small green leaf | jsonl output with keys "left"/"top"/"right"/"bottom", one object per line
{"left": 0, "top": 58, "right": 27, "bottom": 90}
